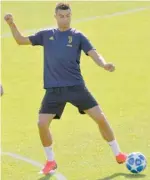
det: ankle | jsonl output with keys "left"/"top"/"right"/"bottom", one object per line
{"left": 44, "top": 146, "right": 55, "bottom": 161}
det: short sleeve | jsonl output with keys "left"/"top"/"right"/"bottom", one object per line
{"left": 80, "top": 33, "right": 95, "bottom": 55}
{"left": 28, "top": 31, "right": 43, "bottom": 46}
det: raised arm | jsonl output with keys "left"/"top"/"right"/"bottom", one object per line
{"left": 4, "top": 13, "right": 31, "bottom": 45}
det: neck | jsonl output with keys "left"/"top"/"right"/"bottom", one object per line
{"left": 58, "top": 27, "right": 71, "bottom": 32}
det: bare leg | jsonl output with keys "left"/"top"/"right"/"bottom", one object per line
{"left": 38, "top": 113, "right": 55, "bottom": 146}
{"left": 84, "top": 105, "right": 128, "bottom": 164}
{"left": 38, "top": 113, "right": 56, "bottom": 161}
{"left": 84, "top": 105, "right": 115, "bottom": 142}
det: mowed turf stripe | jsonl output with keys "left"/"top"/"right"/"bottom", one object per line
{"left": 1, "top": 6, "right": 150, "bottom": 38}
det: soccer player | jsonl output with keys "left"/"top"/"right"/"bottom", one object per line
{"left": 4, "top": 2, "right": 127, "bottom": 175}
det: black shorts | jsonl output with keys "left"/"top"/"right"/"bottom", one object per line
{"left": 39, "top": 85, "right": 98, "bottom": 119}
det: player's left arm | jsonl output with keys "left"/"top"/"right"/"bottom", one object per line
{"left": 88, "top": 49, "right": 115, "bottom": 72}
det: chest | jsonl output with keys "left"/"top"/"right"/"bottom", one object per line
{"left": 43, "top": 33, "right": 81, "bottom": 53}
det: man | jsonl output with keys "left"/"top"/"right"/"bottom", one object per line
{"left": 4, "top": 2, "right": 127, "bottom": 175}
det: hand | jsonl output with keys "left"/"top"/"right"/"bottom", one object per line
{"left": 4, "top": 13, "right": 14, "bottom": 25}
{"left": 104, "top": 63, "right": 115, "bottom": 72}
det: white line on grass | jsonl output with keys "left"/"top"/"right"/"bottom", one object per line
{"left": 72, "top": 6, "right": 150, "bottom": 23}
{"left": 1, "top": 6, "right": 150, "bottom": 38}
{"left": 2, "top": 151, "right": 67, "bottom": 179}
{"left": 2, "top": 151, "right": 43, "bottom": 167}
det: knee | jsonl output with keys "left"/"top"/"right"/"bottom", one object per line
{"left": 37, "top": 119, "right": 49, "bottom": 128}
{"left": 37, "top": 119, "right": 46, "bottom": 128}
{"left": 95, "top": 113, "right": 107, "bottom": 125}
{"left": 37, "top": 114, "right": 54, "bottom": 128}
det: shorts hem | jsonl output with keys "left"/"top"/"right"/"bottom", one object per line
{"left": 79, "top": 103, "right": 98, "bottom": 114}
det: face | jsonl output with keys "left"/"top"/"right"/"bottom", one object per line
{"left": 55, "top": 9, "right": 72, "bottom": 29}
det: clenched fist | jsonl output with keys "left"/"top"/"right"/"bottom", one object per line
{"left": 4, "top": 13, "right": 14, "bottom": 25}
{"left": 104, "top": 63, "right": 115, "bottom": 72}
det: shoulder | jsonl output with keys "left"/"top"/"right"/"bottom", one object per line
{"left": 70, "top": 28, "right": 88, "bottom": 39}
{"left": 70, "top": 28, "right": 83, "bottom": 36}
{"left": 36, "top": 27, "right": 57, "bottom": 35}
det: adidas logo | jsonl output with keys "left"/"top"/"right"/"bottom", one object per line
{"left": 49, "top": 36, "right": 54, "bottom": 40}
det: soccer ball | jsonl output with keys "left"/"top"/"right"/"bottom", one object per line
{"left": 126, "top": 152, "right": 147, "bottom": 173}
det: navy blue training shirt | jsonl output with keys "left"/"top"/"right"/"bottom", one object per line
{"left": 29, "top": 28, "right": 95, "bottom": 89}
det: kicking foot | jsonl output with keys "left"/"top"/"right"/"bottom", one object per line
{"left": 116, "top": 153, "right": 127, "bottom": 164}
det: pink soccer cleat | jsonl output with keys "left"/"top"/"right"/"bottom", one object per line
{"left": 40, "top": 160, "right": 57, "bottom": 175}
{"left": 116, "top": 153, "right": 127, "bottom": 164}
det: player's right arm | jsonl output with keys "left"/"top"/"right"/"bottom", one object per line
{"left": 4, "top": 13, "right": 31, "bottom": 45}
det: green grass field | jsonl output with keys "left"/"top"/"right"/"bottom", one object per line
{"left": 1, "top": 1, "right": 150, "bottom": 180}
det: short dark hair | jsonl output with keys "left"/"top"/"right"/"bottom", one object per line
{"left": 55, "top": 2, "right": 71, "bottom": 13}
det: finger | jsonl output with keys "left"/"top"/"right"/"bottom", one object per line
{"left": 111, "top": 67, "right": 115, "bottom": 72}
{"left": 108, "top": 67, "right": 114, "bottom": 72}
{"left": 4, "top": 14, "right": 12, "bottom": 20}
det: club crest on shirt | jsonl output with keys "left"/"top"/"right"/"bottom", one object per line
{"left": 67, "top": 36, "right": 73, "bottom": 47}
{"left": 68, "top": 36, "right": 72, "bottom": 43}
